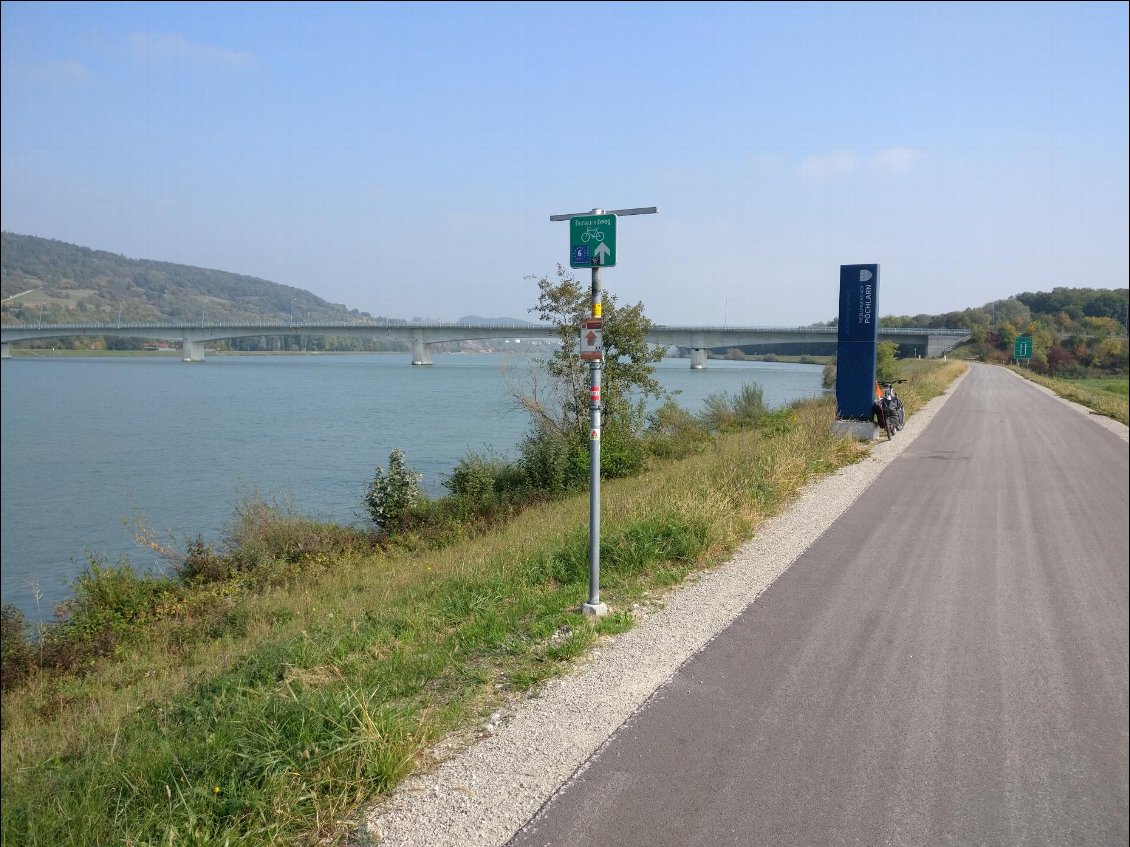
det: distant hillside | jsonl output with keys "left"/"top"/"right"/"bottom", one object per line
{"left": 880, "top": 287, "right": 1128, "bottom": 332}
{"left": 0, "top": 232, "right": 371, "bottom": 325}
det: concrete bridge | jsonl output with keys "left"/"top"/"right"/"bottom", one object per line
{"left": 0, "top": 321, "right": 970, "bottom": 366}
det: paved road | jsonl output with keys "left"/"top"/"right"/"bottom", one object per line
{"left": 508, "top": 364, "right": 1129, "bottom": 847}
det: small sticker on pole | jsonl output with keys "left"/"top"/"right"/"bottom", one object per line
{"left": 580, "top": 319, "right": 603, "bottom": 361}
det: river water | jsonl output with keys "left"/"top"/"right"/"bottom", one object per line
{"left": 1, "top": 352, "right": 824, "bottom": 618}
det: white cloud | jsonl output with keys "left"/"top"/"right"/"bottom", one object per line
{"left": 126, "top": 33, "right": 253, "bottom": 67}
{"left": 798, "top": 151, "right": 860, "bottom": 179}
{"left": 868, "top": 146, "right": 919, "bottom": 173}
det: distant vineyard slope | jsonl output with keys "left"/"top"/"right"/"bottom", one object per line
{"left": 1, "top": 232, "right": 369, "bottom": 325}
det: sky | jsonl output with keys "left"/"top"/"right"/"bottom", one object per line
{"left": 2, "top": 1, "right": 1127, "bottom": 326}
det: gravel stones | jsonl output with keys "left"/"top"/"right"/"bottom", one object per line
{"left": 362, "top": 373, "right": 970, "bottom": 846}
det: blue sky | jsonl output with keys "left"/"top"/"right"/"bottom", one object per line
{"left": 2, "top": 1, "right": 1127, "bottom": 325}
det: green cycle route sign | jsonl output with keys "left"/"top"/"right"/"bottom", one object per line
{"left": 1014, "top": 335, "right": 1033, "bottom": 359}
{"left": 570, "top": 213, "right": 617, "bottom": 268}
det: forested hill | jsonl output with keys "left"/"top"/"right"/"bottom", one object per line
{"left": 879, "top": 287, "right": 1128, "bottom": 332}
{"left": 0, "top": 232, "right": 372, "bottom": 325}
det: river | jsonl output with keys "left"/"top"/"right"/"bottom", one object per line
{"left": 1, "top": 352, "right": 825, "bottom": 618}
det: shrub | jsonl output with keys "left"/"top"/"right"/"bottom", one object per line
{"left": 444, "top": 450, "right": 523, "bottom": 500}
{"left": 698, "top": 383, "right": 766, "bottom": 432}
{"left": 364, "top": 450, "right": 424, "bottom": 529}
{"left": 1, "top": 604, "right": 34, "bottom": 691}
{"left": 519, "top": 424, "right": 585, "bottom": 497}
{"left": 822, "top": 361, "right": 837, "bottom": 390}
{"left": 876, "top": 341, "right": 898, "bottom": 384}
{"left": 29, "top": 557, "right": 182, "bottom": 673}
{"left": 178, "top": 534, "right": 232, "bottom": 583}
{"left": 224, "top": 490, "right": 369, "bottom": 574}
{"left": 644, "top": 400, "right": 711, "bottom": 459}
{"left": 596, "top": 425, "right": 647, "bottom": 479}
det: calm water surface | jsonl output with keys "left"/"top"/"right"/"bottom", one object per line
{"left": 1, "top": 352, "right": 824, "bottom": 616}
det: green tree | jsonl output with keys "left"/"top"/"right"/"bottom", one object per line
{"left": 507, "top": 265, "right": 668, "bottom": 492}
{"left": 998, "top": 321, "right": 1019, "bottom": 355}
{"left": 875, "top": 341, "right": 898, "bottom": 383}
{"left": 522, "top": 264, "right": 666, "bottom": 438}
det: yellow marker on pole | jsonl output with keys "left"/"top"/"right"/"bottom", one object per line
{"left": 593, "top": 301, "right": 602, "bottom": 318}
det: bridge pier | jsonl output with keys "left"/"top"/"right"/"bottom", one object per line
{"left": 411, "top": 333, "right": 433, "bottom": 366}
{"left": 1, "top": 342, "right": 9, "bottom": 359}
{"left": 690, "top": 348, "right": 708, "bottom": 369}
{"left": 925, "top": 335, "right": 955, "bottom": 358}
{"left": 181, "top": 336, "right": 206, "bottom": 362}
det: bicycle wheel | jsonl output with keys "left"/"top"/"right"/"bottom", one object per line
{"left": 882, "top": 408, "right": 894, "bottom": 440}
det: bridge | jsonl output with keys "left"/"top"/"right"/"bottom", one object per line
{"left": 0, "top": 321, "right": 970, "bottom": 366}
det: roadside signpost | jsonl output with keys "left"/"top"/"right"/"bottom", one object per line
{"left": 1014, "top": 335, "right": 1033, "bottom": 362}
{"left": 550, "top": 205, "right": 657, "bottom": 618}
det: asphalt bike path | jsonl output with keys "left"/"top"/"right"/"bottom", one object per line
{"left": 506, "top": 363, "right": 1129, "bottom": 846}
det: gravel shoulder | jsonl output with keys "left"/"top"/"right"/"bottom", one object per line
{"left": 362, "top": 367, "right": 984, "bottom": 846}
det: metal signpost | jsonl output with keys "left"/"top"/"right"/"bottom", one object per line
{"left": 549, "top": 206, "right": 657, "bottom": 617}
{"left": 1014, "top": 335, "right": 1033, "bottom": 364}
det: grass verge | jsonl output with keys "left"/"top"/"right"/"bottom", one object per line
{"left": 1008, "top": 368, "right": 1129, "bottom": 425}
{"left": 1, "top": 360, "right": 965, "bottom": 846}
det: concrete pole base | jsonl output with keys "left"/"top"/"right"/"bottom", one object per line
{"left": 581, "top": 601, "right": 609, "bottom": 618}
{"left": 833, "top": 419, "right": 880, "bottom": 440}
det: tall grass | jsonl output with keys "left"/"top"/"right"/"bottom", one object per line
{"left": 1, "top": 362, "right": 964, "bottom": 846}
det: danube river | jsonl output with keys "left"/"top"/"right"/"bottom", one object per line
{"left": 1, "top": 352, "right": 824, "bottom": 618}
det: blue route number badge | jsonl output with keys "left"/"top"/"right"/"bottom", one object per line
{"left": 572, "top": 245, "right": 590, "bottom": 265}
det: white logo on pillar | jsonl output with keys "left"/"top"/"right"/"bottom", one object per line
{"left": 859, "top": 269, "right": 873, "bottom": 282}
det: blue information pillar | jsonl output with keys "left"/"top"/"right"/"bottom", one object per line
{"left": 835, "top": 264, "right": 880, "bottom": 420}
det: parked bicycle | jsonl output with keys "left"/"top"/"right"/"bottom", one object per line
{"left": 874, "top": 379, "right": 906, "bottom": 440}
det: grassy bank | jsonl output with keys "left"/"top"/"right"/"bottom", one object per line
{"left": 1, "top": 361, "right": 966, "bottom": 846}
{"left": 1008, "top": 368, "right": 1129, "bottom": 425}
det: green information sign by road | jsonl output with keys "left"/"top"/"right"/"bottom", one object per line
{"left": 570, "top": 214, "right": 617, "bottom": 268}
{"left": 1014, "top": 335, "right": 1033, "bottom": 359}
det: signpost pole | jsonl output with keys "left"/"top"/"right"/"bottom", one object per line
{"left": 548, "top": 204, "right": 657, "bottom": 618}
{"left": 585, "top": 259, "right": 605, "bottom": 616}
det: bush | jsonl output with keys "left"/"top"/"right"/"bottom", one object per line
{"left": 1, "top": 604, "right": 34, "bottom": 691}
{"left": 822, "top": 361, "right": 837, "bottom": 390}
{"left": 365, "top": 450, "right": 424, "bottom": 529}
{"left": 444, "top": 450, "right": 524, "bottom": 500}
{"left": 519, "top": 424, "right": 585, "bottom": 497}
{"left": 178, "top": 534, "right": 232, "bottom": 583}
{"left": 27, "top": 557, "right": 183, "bottom": 673}
{"left": 698, "top": 383, "right": 766, "bottom": 432}
{"left": 596, "top": 425, "right": 647, "bottom": 479}
{"left": 223, "top": 491, "right": 368, "bottom": 575}
{"left": 644, "top": 400, "right": 712, "bottom": 459}
{"left": 876, "top": 342, "right": 898, "bottom": 384}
